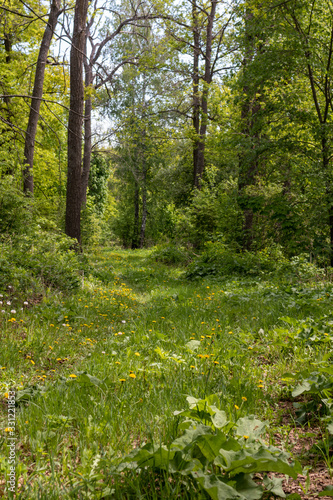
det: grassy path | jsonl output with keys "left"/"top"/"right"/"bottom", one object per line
{"left": 1, "top": 248, "right": 332, "bottom": 498}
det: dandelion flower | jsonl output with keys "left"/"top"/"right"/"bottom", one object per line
{"left": 243, "top": 435, "right": 249, "bottom": 439}
{"left": 119, "top": 378, "right": 126, "bottom": 382}
{"left": 129, "top": 373, "right": 136, "bottom": 379}
{"left": 242, "top": 396, "right": 247, "bottom": 401}
{"left": 69, "top": 374, "right": 77, "bottom": 378}
{"left": 135, "top": 352, "right": 140, "bottom": 356}
{"left": 234, "top": 405, "right": 240, "bottom": 410}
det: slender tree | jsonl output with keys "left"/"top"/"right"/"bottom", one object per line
{"left": 23, "top": 0, "right": 62, "bottom": 194}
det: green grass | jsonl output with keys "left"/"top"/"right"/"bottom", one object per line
{"left": 1, "top": 247, "right": 333, "bottom": 498}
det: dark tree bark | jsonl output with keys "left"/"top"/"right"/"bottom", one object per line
{"left": 196, "top": 0, "right": 217, "bottom": 186}
{"left": 65, "top": 0, "right": 89, "bottom": 244}
{"left": 237, "top": 8, "right": 261, "bottom": 251}
{"left": 192, "top": 0, "right": 218, "bottom": 189}
{"left": 81, "top": 36, "right": 93, "bottom": 206}
{"left": 132, "top": 180, "right": 140, "bottom": 249}
{"left": 23, "top": 0, "right": 61, "bottom": 194}
{"left": 192, "top": 0, "right": 200, "bottom": 187}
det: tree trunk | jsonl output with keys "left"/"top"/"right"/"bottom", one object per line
{"left": 65, "top": 0, "right": 89, "bottom": 245}
{"left": 81, "top": 48, "right": 93, "bottom": 206}
{"left": 194, "top": 0, "right": 217, "bottom": 189}
{"left": 192, "top": 0, "right": 200, "bottom": 188}
{"left": 139, "top": 167, "right": 147, "bottom": 248}
{"left": 0, "top": 33, "right": 14, "bottom": 172}
{"left": 132, "top": 181, "right": 140, "bottom": 249}
{"left": 237, "top": 8, "right": 259, "bottom": 251}
{"left": 23, "top": 0, "right": 61, "bottom": 194}
{"left": 322, "top": 133, "right": 333, "bottom": 265}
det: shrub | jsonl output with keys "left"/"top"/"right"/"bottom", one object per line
{"left": 186, "top": 242, "right": 286, "bottom": 279}
{"left": 0, "top": 230, "right": 82, "bottom": 295}
{"left": 149, "top": 244, "right": 190, "bottom": 265}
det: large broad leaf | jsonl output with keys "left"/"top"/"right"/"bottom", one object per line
{"left": 292, "top": 380, "right": 312, "bottom": 397}
{"left": 263, "top": 475, "right": 286, "bottom": 498}
{"left": 232, "top": 473, "right": 263, "bottom": 500}
{"left": 186, "top": 394, "right": 220, "bottom": 412}
{"left": 235, "top": 416, "right": 266, "bottom": 439}
{"left": 120, "top": 443, "right": 174, "bottom": 470}
{"left": 195, "top": 431, "right": 229, "bottom": 462}
{"left": 211, "top": 409, "right": 228, "bottom": 429}
{"left": 193, "top": 470, "right": 245, "bottom": 500}
{"left": 171, "top": 424, "right": 213, "bottom": 452}
{"left": 215, "top": 447, "right": 301, "bottom": 479}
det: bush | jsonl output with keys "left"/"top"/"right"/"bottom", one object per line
{"left": 186, "top": 242, "right": 288, "bottom": 279}
{"left": 0, "top": 230, "right": 82, "bottom": 296}
{"left": 186, "top": 242, "right": 327, "bottom": 281}
{"left": 149, "top": 244, "right": 191, "bottom": 265}
{"left": 0, "top": 177, "right": 32, "bottom": 234}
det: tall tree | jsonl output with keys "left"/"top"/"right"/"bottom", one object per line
{"left": 23, "top": 0, "right": 62, "bottom": 194}
{"left": 65, "top": 0, "right": 89, "bottom": 244}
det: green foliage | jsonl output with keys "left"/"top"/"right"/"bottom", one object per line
{"left": 149, "top": 243, "right": 190, "bottom": 265}
{"left": 87, "top": 154, "right": 110, "bottom": 215}
{"left": 92, "top": 395, "right": 300, "bottom": 499}
{"left": 0, "top": 229, "right": 81, "bottom": 295}
{"left": 0, "top": 177, "right": 32, "bottom": 234}
{"left": 186, "top": 242, "right": 327, "bottom": 281}
{"left": 186, "top": 242, "right": 287, "bottom": 279}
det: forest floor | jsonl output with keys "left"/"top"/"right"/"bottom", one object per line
{"left": 0, "top": 247, "right": 333, "bottom": 498}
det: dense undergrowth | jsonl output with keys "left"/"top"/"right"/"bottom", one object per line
{"left": 0, "top": 244, "right": 333, "bottom": 498}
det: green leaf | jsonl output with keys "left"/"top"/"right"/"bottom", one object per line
{"left": 233, "top": 473, "right": 263, "bottom": 500}
{"left": 235, "top": 416, "right": 267, "bottom": 439}
{"left": 292, "top": 380, "right": 312, "bottom": 397}
{"left": 211, "top": 409, "right": 228, "bottom": 429}
{"left": 196, "top": 431, "right": 229, "bottom": 462}
{"left": 263, "top": 475, "right": 286, "bottom": 498}
{"left": 193, "top": 470, "right": 245, "bottom": 499}
{"left": 215, "top": 447, "right": 300, "bottom": 479}
{"left": 318, "top": 486, "right": 333, "bottom": 496}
